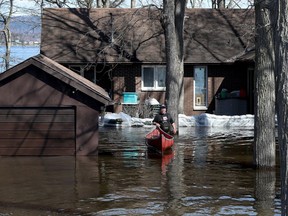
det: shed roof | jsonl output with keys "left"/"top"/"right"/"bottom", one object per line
{"left": 0, "top": 54, "right": 111, "bottom": 105}
{"left": 41, "top": 8, "right": 254, "bottom": 64}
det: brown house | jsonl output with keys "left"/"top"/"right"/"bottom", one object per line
{"left": 41, "top": 8, "right": 255, "bottom": 116}
{"left": 0, "top": 54, "right": 111, "bottom": 156}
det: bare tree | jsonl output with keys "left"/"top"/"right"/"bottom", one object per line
{"left": 44, "top": 0, "right": 68, "bottom": 7}
{"left": 194, "top": 0, "right": 254, "bottom": 8}
{"left": 131, "top": 0, "right": 136, "bottom": 8}
{"left": 161, "top": 0, "right": 186, "bottom": 132}
{"left": 0, "top": 0, "right": 13, "bottom": 71}
{"left": 253, "top": 0, "right": 276, "bottom": 168}
{"left": 188, "top": 0, "right": 203, "bottom": 7}
{"left": 275, "top": 0, "right": 288, "bottom": 213}
{"left": 78, "top": 0, "right": 94, "bottom": 8}
{"left": 212, "top": 0, "right": 225, "bottom": 8}
{"left": 37, "top": 0, "right": 125, "bottom": 8}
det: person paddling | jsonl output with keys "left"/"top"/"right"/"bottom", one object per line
{"left": 152, "top": 104, "right": 177, "bottom": 135}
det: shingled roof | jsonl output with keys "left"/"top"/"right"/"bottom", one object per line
{"left": 0, "top": 54, "right": 111, "bottom": 105}
{"left": 41, "top": 8, "right": 254, "bottom": 64}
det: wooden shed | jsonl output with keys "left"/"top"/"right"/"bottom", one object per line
{"left": 0, "top": 54, "right": 111, "bottom": 156}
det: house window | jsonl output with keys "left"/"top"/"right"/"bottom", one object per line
{"left": 142, "top": 66, "right": 166, "bottom": 91}
{"left": 194, "top": 66, "right": 207, "bottom": 110}
{"left": 69, "top": 65, "right": 96, "bottom": 83}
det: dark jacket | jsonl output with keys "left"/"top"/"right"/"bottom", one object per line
{"left": 153, "top": 113, "right": 174, "bottom": 133}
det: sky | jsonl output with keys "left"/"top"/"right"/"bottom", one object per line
{"left": 13, "top": 0, "right": 39, "bottom": 15}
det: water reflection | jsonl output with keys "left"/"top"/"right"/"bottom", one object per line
{"left": 0, "top": 127, "right": 281, "bottom": 215}
{"left": 254, "top": 169, "right": 277, "bottom": 215}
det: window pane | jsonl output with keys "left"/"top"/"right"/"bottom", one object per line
{"left": 143, "top": 67, "right": 154, "bottom": 87}
{"left": 156, "top": 67, "right": 166, "bottom": 87}
{"left": 194, "top": 67, "right": 207, "bottom": 106}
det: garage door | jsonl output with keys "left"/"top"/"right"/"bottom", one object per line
{"left": 0, "top": 107, "right": 75, "bottom": 156}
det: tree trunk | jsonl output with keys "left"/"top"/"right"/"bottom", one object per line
{"left": 131, "top": 0, "right": 136, "bottom": 8}
{"left": 3, "top": 28, "right": 12, "bottom": 70}
{"left": 102, "top": 0, "right": 110, "bottom": 8}
{"left": 254, "top": 169, "right": 276, "bottom": 215}
{"left": 275, "top": 0, "right": 288, "bottom": 213}
{"left": 163, "top": 0, "right": 185, "bottom": 131}
{"left": 217, "top": 0, "right": 225, "bottom": 8}
{"left": 1, "top": 0, "right": 13, "bottom": 71}
{"left": 254, "top": 0, "right": 276, "bottom": 168}
{"left": 96, "top": 0, "right": 102, "bottom": 7}
{"left": 176, "top": 0, "right": 185, "bottom": 114}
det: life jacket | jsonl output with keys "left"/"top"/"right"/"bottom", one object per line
{"left": 160, "top": 114, "right": 171, "bottom": 133}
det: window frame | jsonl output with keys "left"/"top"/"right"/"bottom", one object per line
{"left": 193, "top": 66, "right": 208, "bottom": 110}
{"left": 141, "top": 65, "right": 166, "bottom": 91}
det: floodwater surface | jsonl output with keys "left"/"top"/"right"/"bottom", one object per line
{"left": 0, "top": 126, "right": 281, "bottom": 215}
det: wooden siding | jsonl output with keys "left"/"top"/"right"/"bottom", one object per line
{"left": 0, "top": 107, "right": 75, "bottom": 156}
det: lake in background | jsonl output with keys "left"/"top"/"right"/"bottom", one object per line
{"left": 0, "top": 46, "right": 40, "bottom": 73}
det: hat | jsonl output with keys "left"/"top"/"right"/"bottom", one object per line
{"left": 160, "top": 104, "right": 166, "bottom": 109}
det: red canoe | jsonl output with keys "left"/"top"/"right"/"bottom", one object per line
{"left": 145, "top": 127, "right": 174, "bottom": 153}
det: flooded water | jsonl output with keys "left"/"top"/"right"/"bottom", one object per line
{"left": 0, "top": 127, "right": 281, "bottom": 215}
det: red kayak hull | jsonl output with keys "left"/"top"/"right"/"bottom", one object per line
{"left": 145, "top": 128, "right": 174, "bottom": 153}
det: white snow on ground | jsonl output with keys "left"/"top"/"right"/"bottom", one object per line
{"left": 100, "top": 112, "right": 254, "bottom": 128}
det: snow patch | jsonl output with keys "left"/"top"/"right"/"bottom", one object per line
{"left": 100, "top": 112, "right": 254, "bottom": 128}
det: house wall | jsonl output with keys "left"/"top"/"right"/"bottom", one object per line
{"left": 0, "top": 67, "right": 100, "bottom": 155}
{"left": 110, "top": 63, "right": 249, "bottom": 116}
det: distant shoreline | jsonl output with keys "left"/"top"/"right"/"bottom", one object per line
{"left": 0, "top": 45, "right": 40, "bottom": 47}
{"left": 0, "top": 46, "right": 40, "bottom": 73}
